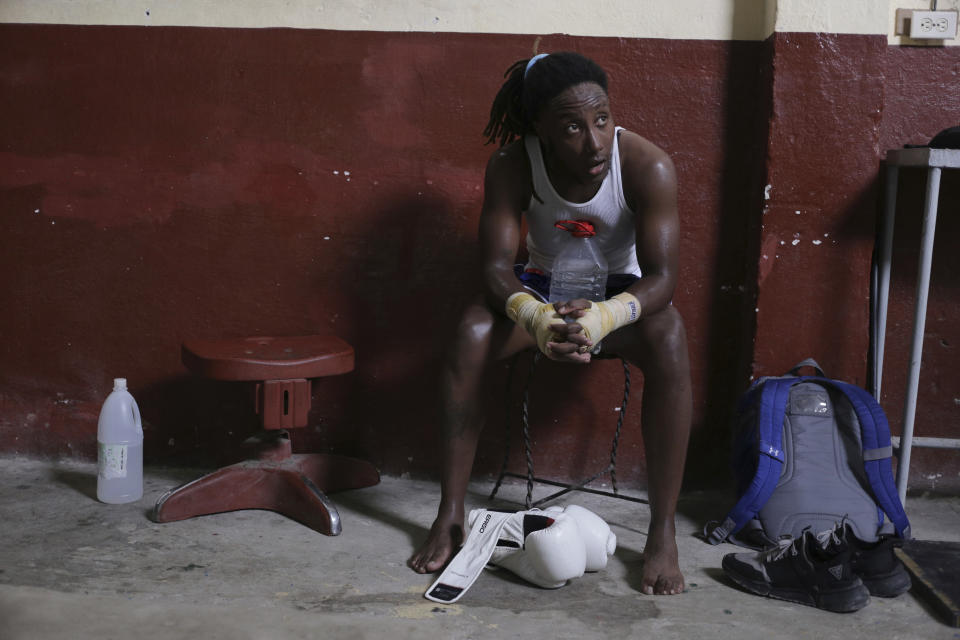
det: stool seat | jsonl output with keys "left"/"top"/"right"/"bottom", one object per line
{"left": 154, "top": 334, "right": 379, "bottom": 536}
{"left": 182, "top": 335, "right": 354, "bottom": 381}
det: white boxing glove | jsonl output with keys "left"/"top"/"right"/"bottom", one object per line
{"left": 424, "top": 507, "right": 604, "bottom": 604}
{"left": 467, "top": 508, "right": 587, "bottom": 589}
{"left": 545, "top": 505, "right": 617, "bottom": 571}
{"left": 495, "top": 512, "right": 587, "bottom": 588}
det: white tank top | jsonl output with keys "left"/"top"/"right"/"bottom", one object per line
{"left": 523, "top": 127, "right": 642, "bottom": 277}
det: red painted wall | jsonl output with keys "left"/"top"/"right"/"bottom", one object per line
{"left": 754, "top": 33, "right": 886, "bottom": 385}
{"left": 0, "top": 24, "right": 956, "bottom": 492}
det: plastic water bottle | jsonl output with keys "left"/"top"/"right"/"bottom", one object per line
{"left": 548, "top": 220, "right": 608, "bottom": 304}
{"left": 97, "top": 378, "right": 143, "bottom": 504}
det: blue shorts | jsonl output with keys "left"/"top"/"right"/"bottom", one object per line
{"left": 514, "top": 265, "right": 640, "bottom": 302}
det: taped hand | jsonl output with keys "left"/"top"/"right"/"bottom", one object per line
{"left": 568, "top": 292, "right": 642, "bottom": 353}
{"left": 505, "top": 292, "right": 561, "bottom": 355}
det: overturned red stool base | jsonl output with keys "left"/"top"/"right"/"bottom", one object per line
{"left": 153, "top": 335, "right": 379, "bottom": 536}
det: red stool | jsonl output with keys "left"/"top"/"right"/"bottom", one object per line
{"left": 153, "top": 335, "right": 380, "bottom": 535}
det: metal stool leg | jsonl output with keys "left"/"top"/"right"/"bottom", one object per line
{"left": 489, "top": 353, "right": 520, "bottom": 502}
{"left": 491, "top": 353, "right": 647, "bottom": 508}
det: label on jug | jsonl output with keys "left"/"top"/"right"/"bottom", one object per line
{"left": 99, "top": 443, "right": 128, "bottom": 479}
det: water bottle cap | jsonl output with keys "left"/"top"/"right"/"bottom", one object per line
{"left": 555, "top": 219, "right": 596, "bottom": 238}
{"left": 113, "top": 378, "right": 127, "bottom": 391}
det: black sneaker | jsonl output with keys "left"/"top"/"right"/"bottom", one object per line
{"left": 722, "top": 525, "right": 871, "bottom": 613}
{"left": 846, "top": 524, "right": 911, "bottom": 597}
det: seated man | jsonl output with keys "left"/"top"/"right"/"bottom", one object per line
{"left": 409, "top": 51, "right": 692, "bottom": 596}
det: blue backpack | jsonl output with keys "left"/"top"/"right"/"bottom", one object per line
{"left": 705, "top": 359, "right": 911, "bottom": 548}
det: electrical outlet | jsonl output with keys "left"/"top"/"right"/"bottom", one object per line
{"left": 895, "top": 9, "right": 959, "bottom": 40}
{"left": 911, "top": 10, "right": 958, "bottom": 38}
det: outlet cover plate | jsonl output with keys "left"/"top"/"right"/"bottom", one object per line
{"left": 896, "top": 9, "right": 959, "bottom": 40}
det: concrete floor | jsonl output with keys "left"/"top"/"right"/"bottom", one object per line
{"left": 1, "top": 455, "right": 959, "bottom": 640}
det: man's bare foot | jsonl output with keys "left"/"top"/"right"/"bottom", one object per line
{"left": 409, "top": 512, "right": 464, "bottom": 574}
{"left": 640, "top": 527, "right": 685, "bottom": 595}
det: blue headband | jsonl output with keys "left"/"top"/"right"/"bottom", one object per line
{"left": 524, "top": 53, "right": 549, "bottom": 78}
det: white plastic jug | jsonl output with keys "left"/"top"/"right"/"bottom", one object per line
{"left": 96, "top": 378, "right": 143, "bottom": 504}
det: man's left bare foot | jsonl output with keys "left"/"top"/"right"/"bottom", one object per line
{"left": 640, "top": 527, "right": 685, "bottom": 595}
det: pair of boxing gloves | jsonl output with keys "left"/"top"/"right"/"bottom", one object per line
{"left": 478, "top": 504, "right": 617, "bottom": 588}
{"left": 506, "top": 291, "right": 641, "bottom": 356}
{"left": 425, "top": 505, "right": 616, "bottom": 603}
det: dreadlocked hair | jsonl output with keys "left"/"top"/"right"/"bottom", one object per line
{"left": 482, "top": 52, "right": 609, "bottom": 147}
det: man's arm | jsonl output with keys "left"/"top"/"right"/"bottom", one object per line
{"left": 478, "top": 143, "right": 529, "bottom": 312}
{"left": 619, "top": 131, "right": 680, "bottom": 316}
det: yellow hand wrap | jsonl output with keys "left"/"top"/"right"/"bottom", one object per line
{"left": 505, "top": 292, "right": 560, "bottom": 355}
{"left": 574, "top": 292, "right": 642, "bottom": 352}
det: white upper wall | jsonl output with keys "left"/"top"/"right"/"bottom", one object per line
{"left": 1, "top": 0, "right": 957, "bottom": 44}
{"left": 774, "top": 0, "right": 887, "bottom": 34}
{"left": 0, "top": 0, "right": 768, "bottom": 39}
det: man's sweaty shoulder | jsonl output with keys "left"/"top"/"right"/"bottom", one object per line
{"left": 617, "top": 130, "right": 677, "bottom": 213}
{"left": 483, "top": 139, "right": 532, "bottom": 214}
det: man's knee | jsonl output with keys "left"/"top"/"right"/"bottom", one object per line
{"left": 449, "top": 299, "right": 534, "bottom": 369}
{"left": 453, "top": 303, "right": 496, "bottom": 353}
{"left": 645, "top": 306, "right": 687, "bottom": 352}
{"left": 624, "top": 306, "right": 689, "bottom": 374}
{"left": 442, "top": 304, "right": 497, "bottom": 379}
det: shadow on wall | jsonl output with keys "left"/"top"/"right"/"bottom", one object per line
{"left": 292, "top": 189, "right": 481, "bottom": 475}
{"left": 687, "top": 37, "right": 773, "bottom": 488}
{"left": 136, "top": 377, "right": 257, "bottom": 468}
{"left": 133, "top": 188, "right": 480, "bottom": 474}
{"left": 128, "top": 181, "right": 476, "bottom": 473}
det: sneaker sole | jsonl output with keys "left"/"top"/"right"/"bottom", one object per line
{"left": 860, "top": 565, "right": 912, "bottom": 598}
{"left": 722, "top": 557, "right": 871, "bottom": 613}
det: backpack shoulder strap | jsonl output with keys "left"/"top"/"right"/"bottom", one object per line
{"left": 818, "top": 379, "right": 912, "bottom": 539}
{"left": 706, "top": 377, "right": 797, "bottom": 545}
